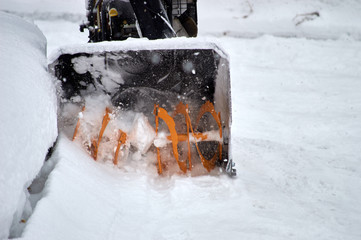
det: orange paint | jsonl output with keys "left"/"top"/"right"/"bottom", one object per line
{"left": 113, "top": 129, "right": 127, "bottom": 165}
{"left": 92, "top": 107, "right": 111, "bottom": 160}
{"left": 72, "top": 106, "right": 85, "bottom": 141}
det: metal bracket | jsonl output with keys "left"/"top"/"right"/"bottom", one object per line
{"left": 225, "top": 159, "right": 236, "bottom": 177}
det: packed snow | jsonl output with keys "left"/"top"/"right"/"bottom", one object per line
{"left": 1, "top": 0, "right": 361, "bottom": 239}
{"left": 199, "top": 0, "right": 361, "bottom": 40}
{"left": 0, "top": 12, "right": 57, "bottom": 239}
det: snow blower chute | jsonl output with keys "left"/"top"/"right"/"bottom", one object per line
{"left": 50, "top": 0, "right": 235, "bottom": 176}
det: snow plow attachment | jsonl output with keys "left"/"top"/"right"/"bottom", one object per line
{"left": 50, "top": 39, "right": 235, "bottom": 176}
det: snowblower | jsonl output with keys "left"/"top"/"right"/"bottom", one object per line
{"left": 50, "top": 0, "right": 235, "bottom": 176}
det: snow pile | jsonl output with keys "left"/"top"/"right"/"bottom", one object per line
{"left": 0, "top": 12, "right": 57, "bottom": 239}
{"left": 0, "top": 0, "right": 87, "bottom": 55}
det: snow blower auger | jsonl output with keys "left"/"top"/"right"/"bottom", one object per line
{"left": 49, "top": 0, "right": 236, "bottom": 176}
{"left": 71, "top": 101, "right": 230, "bottom": 175}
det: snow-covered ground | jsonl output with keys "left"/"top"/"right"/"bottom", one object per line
{"left": 199, "top": 0, "right": 361, "bottom": 40}
{"left": 1, "top": 0, "right": 361, "bottom": 239}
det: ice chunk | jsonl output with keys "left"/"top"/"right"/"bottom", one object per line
{"left": 129, "top": 113, "right": 156, "bottom": 154}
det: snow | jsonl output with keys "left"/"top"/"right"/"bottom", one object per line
{"left": 22, "top": 35, "right": 361, "bottom": 239}
{"left": 199, "top": 0, "right": 361, "bottom": 40}
{"left": 48, "top": 37, "right": 228, "bottom": 63}
{"left": 0, "top": 12, "right": 57, "bottom": 239}
{"left": 1, "top": 0, "right": 361, "bottom": 239}
{"left": 21, "top": 136, "right": 235, "bottom": 240}
{"left": 0, "top": 0, "right": 85, "bottom": 15}
{"left": 128, "top": 113, "right": 156, "bottom": 154}
{"left": 0, "top": 0, "right": 88, "bottom": 55}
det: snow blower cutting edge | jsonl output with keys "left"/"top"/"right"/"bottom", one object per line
{"left": 50, "top": 0, "right": 235, "bottom": 176}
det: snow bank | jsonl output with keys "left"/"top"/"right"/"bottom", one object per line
{"left": 0, "top": 0, "right": 89, "bottom": 56}
{"left": 0, "top": 12, "right": 57, "bottom": 239}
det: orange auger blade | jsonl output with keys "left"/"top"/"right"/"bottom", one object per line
{"left": 193, "top": 101, "right": 223, "bottom": 172}
{"left": 174, "top": 102, "right": 192, "bottom": 170}
{"left": 91, "top": 107, "right": 111, "bottom": 160}
{"left": 113, "top": 129, "right": 127, "bottom": 165}
{"left": 155, "top": 101, "right": 222, "bottom": 174}
{"left": 154, "top": 105, "right": 162, "bottom": 174}
{"left": 72, "top": 106, "right": 85, "bottom": 141}
{"left": 72, "top": 102, "right": 223, "bottom": 174}
{"left": 196, "top": 101, "right": 222, "bottom": 137}
{"left": 154, "top": 105, "right": 187, "bottom": 173}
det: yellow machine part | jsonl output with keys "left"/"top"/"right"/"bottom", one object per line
{"left": 72, "top": 101, "right": 223, "bottom": 174}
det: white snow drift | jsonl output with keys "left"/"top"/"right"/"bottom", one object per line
{"left": 0, "top": 12, "right": 57, "bottom": 239}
